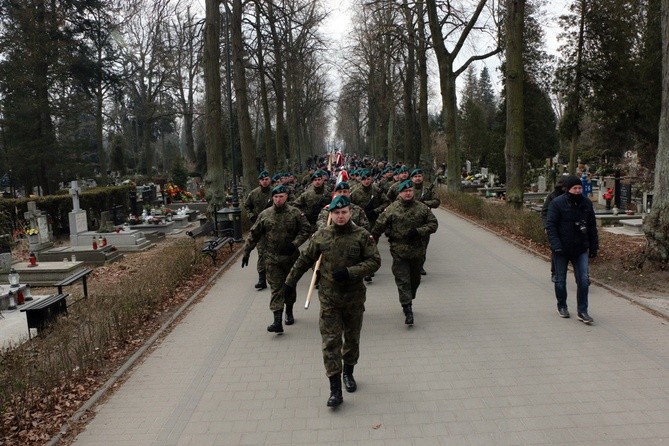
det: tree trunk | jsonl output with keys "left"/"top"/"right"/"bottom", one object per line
{"left": 402, "top": 0, "right": 417, "bottom": 166}
{"left": 203, "top": 0, "right": 227, "bottom": 208}
{"left": 255, "top": 1, "right": 276, "bottom": 172}
{"left": 96, "top": 44, "right": 107, "bottom": 183}
{"left": 268, "top": 2, "right": 287, "bottom": 170}
{"left": 231, "top": 0, "right": 256, "bottom": 196}
{"left": 643, "top": 0, "right": 669, "bottom": 263}
{"left": 504, "top": 0, "right": 525, "bottom": 209}
{"left": 416, "top": 0, "right": 430, "bottom": 163}
{"left": 568, "top": 0, "right": 586, "bottom": 175}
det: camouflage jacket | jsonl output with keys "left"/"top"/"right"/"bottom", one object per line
{"left": 371, "top": 199, "right": 438, "bottom": 259}
{"left": 243, "top": 204, "right": 310, "bottom": 261}
{"left": 243, "top": 186, "right": 272, "bottom": 221}
{"left": 292, "top": 186, "right": 331, "bottom": 224}
{"left": 350, "top": 183, "right": 389, "bottom": 216}
{"left": 316, "top": 203, "right": 370, "bottom": 232}
{"left": 413, "top": 181, "right": 440, "bottom": 209}
{"left": 385, "top": 180, "right": 402, "bottom": 202}
{"left": 285, "top": 222, "right": 381, "bottom": 297}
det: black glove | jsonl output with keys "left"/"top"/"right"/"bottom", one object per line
{"left": 250, "top": 215, "right": 258, "bottom": 224}
{"left": 283, "top": 283, "right": 295, "bottom": 300}
{"left": 589, "top": 250, "right": 598, "bottom": 259}
{"left": 333, "top": 268, "right": 349, "bottom": 281}
{"left": 406, "top": 228, "right": 419, "bottom": 240}
{"left": 279, "top": 244, "right": 296, "bottom": 256}
{"left": 241, "top": 255, "right": 249, "bottom": 268}
{"left": 366, "top": 209, "right": 378, "bottom": 220}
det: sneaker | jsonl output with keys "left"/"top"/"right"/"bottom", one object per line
{"left": 577, "top": 312, "right": 593, "bottom": 324}
{"left": 557, "top": 307, "right": 570, "bottom": 318}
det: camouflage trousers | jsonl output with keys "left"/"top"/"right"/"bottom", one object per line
{"left": 256, "top": 244, "right": 266, "bottom": 275}
{"left": 266, "top": 255, "right": 298, "bottom": 312}
{"left": 391, "top": 254, "right": 423, "bottom": 305}
{"left": 319, "top": 293, "right": 365, "bottom": 378}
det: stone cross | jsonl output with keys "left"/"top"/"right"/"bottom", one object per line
{"left": 23, "top": 201, "right": 41, "bottom": 227}
{"left": 69, "top": 180, "right": 81, "bottom": 212}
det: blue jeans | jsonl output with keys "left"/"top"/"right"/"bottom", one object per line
{"left": 553, "top": 252, "right": 589, "bottom": 314}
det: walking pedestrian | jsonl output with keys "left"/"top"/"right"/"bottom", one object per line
{"left": 371, "top": 179, "right": 438, "bottom": 325}
{"left": 284, "top": 195, "right": 381, "bottom": 407}
{"left": 541, "top": 176, "right": 566, "bottom": 282}
{"left": 545, "top": 175, "right": 598, "bottom": 323}
{"left": 241, "top": 185, "right": 311, "bottom": 333}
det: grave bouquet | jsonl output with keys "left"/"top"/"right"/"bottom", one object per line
{"left": 25, "top": 228, "right": 39, "bottom": 236}
{"left": 603, "top": 188, "right": 613, "bottom": 209}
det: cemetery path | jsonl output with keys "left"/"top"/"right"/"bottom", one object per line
{"left": 68, "top": 207, "right": 669, "bottom": 445}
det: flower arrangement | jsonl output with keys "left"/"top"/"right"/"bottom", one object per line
{"left": 602, "top": 188, "right": 613, "bottom": 201}
{"left": 162, "top": 208, "right": 174, "bottom": 216}
{"left": 26, "top": 228, "right": 39, "bottom": 236}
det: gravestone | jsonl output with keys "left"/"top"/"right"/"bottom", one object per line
{"left": 24, "top": 201, "right": 54, "bottom": 252}
{"left": 643, "top": 192, "right": 653, "bottom": 214}
{"left": 619, "top": 183, "right": 633, "bottom": 211}
{"left": 68, "top": 181, "right": 89, "bottom": 245}
{"left": 537, "top": 175, "right": 546, "bottom": 193}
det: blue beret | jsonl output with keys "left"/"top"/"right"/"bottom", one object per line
{"left": 334, "top": 181, "right": 350, "bottom": 191}
{"left": 397, "top": 179, "right": 414, "bottom": 192}
{"left": 271, "top": 185, "right": 287, "bottom": 196}
{"left": 258, "top": 170, "right": 270, "bottom": 179}
{"left": 411, "top": 168, "right": 423, "bottom": 177}
{"left": 329, "top": 195, "right": 351, "bottom": 211}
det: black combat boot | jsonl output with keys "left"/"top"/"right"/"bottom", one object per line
{"left": 342, "top": 364, "right": 357, "bottom": 393}
{"left": 284, "top": 303, "right": 294, "bottom": 325}
{"left": 327, "top": 375, "right": 343, "bottom": 407}
{"left": 267, "top": 310, "right": 284, "bottom": 333}
{"left": 402, "top": 304, "right": 414, "bottom": 325}
{"left": 254, "top": 272, "right": 267, "bottom": 290}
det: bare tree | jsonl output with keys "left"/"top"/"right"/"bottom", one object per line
{"left": 426, "top": 0, "right": 501, "bottom": 190}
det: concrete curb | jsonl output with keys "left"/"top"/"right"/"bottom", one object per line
{"left": 443, "top": 206, "right": 669, "bottom": 322}
{"left": 46, "top": 248, "right": 243, "bottom": 446}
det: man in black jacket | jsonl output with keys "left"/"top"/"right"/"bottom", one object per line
{"left": 541, "top": 176, "right": 566, "bottom": 281}
{"left": 545, "top": 175, "right": 598, "bottom": 324}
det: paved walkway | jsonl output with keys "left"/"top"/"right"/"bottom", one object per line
{"left": 70, "top": 208, "right": 669, "bottom": 445}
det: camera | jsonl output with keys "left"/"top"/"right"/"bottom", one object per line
{"left": 576, "top": 220, "right": 587, "bottom": 234}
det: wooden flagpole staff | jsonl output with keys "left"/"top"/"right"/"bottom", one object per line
{"left": 304, "top": 213, "right": 331, "bottom": 309}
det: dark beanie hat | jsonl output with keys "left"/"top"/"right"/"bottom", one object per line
{"left": 563, "top": 175, "right": 582, "bottom": 191}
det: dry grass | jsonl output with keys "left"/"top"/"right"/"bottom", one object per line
{"left": 0, "top": 236, "right": 237, "bottom": 445}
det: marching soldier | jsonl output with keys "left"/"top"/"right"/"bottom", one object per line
{"left": 410, "top": 168, "right": 440, "bottom": 275}
{"left": 292, "top": 170, "right": 331, "bottom": 230}
{"left": 243, "top": 170, "right": 273, "bottom": 289}
{"left": 376, "top": 167, "right": 395, "bottom": 195}
{"left": 351, "top": 169, "right": 388, "bottom": 227}
{"left": 316, "top": 182, "right": 370, "bottom": 231}
{"left": 372, "top": 179, "right": 438, "bottom": 326}
{"left": 284, "top": 195, "right": 381, "bottom": 407}
{"left": 386, "top": 165, "right": 410, "bottom": 202}
{"left": 241, "top": 185, "right": 311, "bottom": 333}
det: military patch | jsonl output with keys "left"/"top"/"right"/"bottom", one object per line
{"left": 347, "top": 246, "right": 360, "bottom": 258}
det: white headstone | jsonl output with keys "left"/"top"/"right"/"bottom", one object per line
{"left": 68, "top": 181, "right": 88, "bottom": 244}
{"left": 537, "top": 175, "right": 546, "bottom": 193}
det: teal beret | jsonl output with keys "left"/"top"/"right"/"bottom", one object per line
{"left": 334, "top": 181, "right": 350, "bottom": 191}
{"left": 329, "top": 195, "right": 351, "bottom": 211}
{"left": 397, "top": 179, "right": 414, "bottom": 192}
{"left": 271, "top": 185, "right": 287, "bottom": 196}
{"left": 311, "top": 170, "right": 324, "bottom": 180}
{"left": 258, "top": 170, "right": 270, "bottom": 179}
{"left": 411, "top": 168, "right": 423, "bottom": 177}
{"left": 272, "top": 173, "right": 282, "bottom": 182}
{"left": 397, "top": 165, "right": 409, "bottom": 173}
{"left": 360, "top": 169, "right": 371, "bottom": 179}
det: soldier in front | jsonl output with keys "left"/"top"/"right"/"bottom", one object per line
{"left": 284, "top": 196, "right": 381, "bottom": 407}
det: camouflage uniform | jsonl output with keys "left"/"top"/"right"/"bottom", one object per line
{"left": 414, "top": 181, "right": 440, "bottom": 209}
{"left": 316, "top": 202, "right": 370, "bottom": 231}
{"left": 292, "top": 185, "right": 331, "bottom": 228}
{"left": 243, "top": 204, "right": 310, "bottom": 312}
{"left": 243, "top": 185, "right": 272, "bottom": 277}
{"left": 285, "top": 221, "right": 380, "bottom": 378}
{"left": 350, "top": 182, "right": 388, "bottom": 227}
{"left": 372, "top": 197, "right": 438, "bottom": 306}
